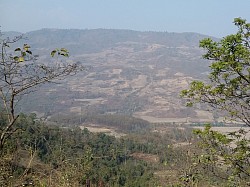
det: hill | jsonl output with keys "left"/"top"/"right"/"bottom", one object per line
{"left": 3, "top": 29, "right": 217, "bottom": 123}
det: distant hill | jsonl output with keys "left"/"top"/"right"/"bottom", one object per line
{"left": 4, "top": 28, "right": 216, "bottom": 53}
{"left": 1, "top": 31, "right": 22, "bottom": 38}
{"left": 3, "top": 29, "right": 217, "bottom": 123}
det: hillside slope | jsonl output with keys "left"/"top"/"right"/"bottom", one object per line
{"left": 3, "top": 29, "right": 216, "bottom": 123}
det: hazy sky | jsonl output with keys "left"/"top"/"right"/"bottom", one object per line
{"left": 1, "top": 0, "right": 250, "bottom": 37}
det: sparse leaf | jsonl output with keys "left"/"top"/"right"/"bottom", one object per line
{"left": 51, "top": 50, "right": 57, "bottom": 57}
{"left": 60, "top": 48, "right": 68, "bottom": 53}
{"left": 63, "top": 53, "right": 69, "bottom": 57}
{"left": 14, "top": 48, "right": 21, "bottom": 52}
{"left": 18, "top": 56, "right": 24, "bottom": 62}
{"left": 23, "top": 44, "right": 30, "bottom": 51}
{"left": 13, "top": 56, "right": 19, "bottom": 61}
{"left": 60, "top": 53, "right": 69, "bottom": 57}
{"left": 26, "top": 50, "right": 32, "bottom": 55}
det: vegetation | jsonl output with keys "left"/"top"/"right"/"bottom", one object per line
{"left": 0, "top": 33, "right": 191, "bottom": 186}
{"left": 181, "top": 18, "right": 250, "bottom": 125}
{"left": 0, "top": 112, "right": 194, "bottom": 186}
{"left": 0, "top": 34, "right": 84, "bottom": 150}
{"left": 49, "top": 113, "right": 151, "bottom": 133}
{"left": 1, "top": 18, "right": 249, "bottom": 187}
{"left": 180, "top": 18, "right": 250, "bottom": 186}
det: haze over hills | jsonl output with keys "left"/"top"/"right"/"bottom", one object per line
{"left": 3, "top": 29, "right": 217, "bottom": 123}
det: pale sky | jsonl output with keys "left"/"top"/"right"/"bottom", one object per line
{"left": 1, "top": 0, "right": 250, "bottom": 37}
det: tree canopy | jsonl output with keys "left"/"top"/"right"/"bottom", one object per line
{"left": 180, "top": 18, "right": 250, "bottom": 186}
{"left": 181, "top": 17, "right": 250, "bottom": 126}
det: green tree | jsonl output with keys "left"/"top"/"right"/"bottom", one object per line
{"left": 181, "top": 17, "right": 250, "bottom": 125}
{"left": 0, "top": 34, "right": 84, "bottom": 151}
{"left": 180, "top": 18, "right": 250, "bottom": 186}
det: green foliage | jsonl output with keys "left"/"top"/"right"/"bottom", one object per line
{"left": 0, "top": 112, "right": 198, "bottom": 186}
{"left": 181, "top": 17, "right": 250, "bottom": 125}
{"left": 13, "top": 44, "right": 32, "bottom": 62}
{"left": 0, "top": 113, "right": 160, "bottom": 186}
{"left": 51, "top": 48, "right": 69, "bottom": 57}
{"left": 191, "top": 125, "right": 250, "bottom": 186}
{"left": 179, "top": 18, "right": 250, "bottom": 186}
{"left": 49, "top": 113, "right": 151, "bottom": 133}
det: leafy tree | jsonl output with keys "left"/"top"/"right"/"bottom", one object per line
{"left": 180, "top": 18, "right": 250, "bottom": 186}
{"left": 0, "top": 34, "right": 84, "bottom": 150}
{"left": 181, "top": 17, "right": 250, "bottom": 125}
{"left": 195, "top": 126, "right": 249, "bottom": 185}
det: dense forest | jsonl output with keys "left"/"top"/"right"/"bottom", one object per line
{"left": 2, "top": 112, "right": 249, "bottom": 186}
{"left": 0, "top": 113, "right": 194, "bottom": 186}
